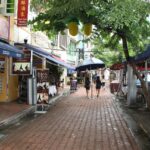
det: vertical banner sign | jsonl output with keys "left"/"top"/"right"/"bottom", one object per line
{"left": 17, "top": 0, "right": 29, "bottom": 27}
{"left": 36, "top": 69, "right": 49, "bottom": 105}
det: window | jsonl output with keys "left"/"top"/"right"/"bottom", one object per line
{"left": 6, "top": 0, "right": 15, "bottom": 14}
{"left": 0, "top": 0, "right": 3, "bottom": 7}
{"left": 59, "top": 34, "right": 67, "bottom": 49}
{"left": 67, "top": 41, "right": 76, "bottom": 56}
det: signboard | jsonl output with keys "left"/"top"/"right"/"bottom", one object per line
{"left": 12, "top": 48, "right": 31, "bottom": 75}
{"left": 0, "top": 16, "right": 9, "bottom": 39}
{"left": 17, "top": 0, "right": 29, "bottom": 27}
{"left": 36, "top": 69, "right": 49, "bottom": 104}
{"left": 0, "top": 49, "right": 22, "bottom": 58}
{"left": 0, "top": 58, "right": 5, "bottom": 73}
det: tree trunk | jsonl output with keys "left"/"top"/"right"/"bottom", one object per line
{"left": 127, "top": 65, "right": 137, "bottom": 105}
{"left": 121, "top": 35, "right": 150, "bottom": 109}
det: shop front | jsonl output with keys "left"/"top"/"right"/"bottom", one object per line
{"left": 0, "top": 41, "right": 23, "bottom": 102}
{"left": 14, "top": 42, "right": 74, "bottom": 112}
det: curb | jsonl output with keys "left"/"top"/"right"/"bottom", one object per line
{"left": 0, "top": 88, "right": 70, "bottom": 130}
{"left": 0, "top": 106, "right": 36, "bottom": 130}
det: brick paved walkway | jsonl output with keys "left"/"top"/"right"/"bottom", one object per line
{"left": 0, "top": 102, "right": 29, "bottom": 122}
{"left": 0, "top": 86, "right": 140, "bottom": 150}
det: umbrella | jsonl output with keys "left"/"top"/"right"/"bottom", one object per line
{"left": 76, "top": 57, "right": 105, "bottom": 71}
{"left": 76, "top": 57, "right": 105, "bottom": 99}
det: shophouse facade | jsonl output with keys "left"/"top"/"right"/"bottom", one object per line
{"left": 0, "top": 0, "right": 23, "bottom": 102}
{"left": 0, "top": 0, "right": 92, "bottom": 104}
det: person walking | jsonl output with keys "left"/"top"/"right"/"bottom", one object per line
{"left": 95, "top": 76, "right": 102, "bottom": 98}
{"left": 84, "top": 76, "right": 91, "bottom": 98}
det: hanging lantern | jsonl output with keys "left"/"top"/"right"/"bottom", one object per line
{"left": 83, "top": 23, "right": 92, "bottom": 36}
{"left": 68, "top": 22, "right": 78, "bottom": 36}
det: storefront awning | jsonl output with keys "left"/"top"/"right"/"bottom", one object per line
{"left": 0, "top": 41, "right": 23, "bottom": 58}
{"left": 34, "top": 51, "right": 75, "bottom": 70}
{"left": 51, "top": 54, "right": 75, "bottom": 70}
{"left": 135, "top": 44, "right": 150, "bottom": 62}
{"left": 14, "top": 43, "right": 75, "bottom": 70}
{"left": 110, "top": 62, "right": 124, "bottom": 70}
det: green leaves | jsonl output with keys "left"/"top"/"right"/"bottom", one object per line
{"left": 30, "top": 0, "right": 150, "bottom": 63}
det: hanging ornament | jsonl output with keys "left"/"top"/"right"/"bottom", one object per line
{"left": 83, "top": 23, "right": 92, "bottom": 36}
{"left": 68, "top": 22, "right": 78, "bottom": 36}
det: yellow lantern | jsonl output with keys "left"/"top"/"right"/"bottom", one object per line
{"left": 83, "top": 23, "right": 92, "bottom": 36}
{"left": 68, "top": 22, "right": 78, "bottom": 36}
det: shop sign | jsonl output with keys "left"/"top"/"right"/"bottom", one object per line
{"left": 0, "top": 58, "right": 5, "bottom": 73}
{"left": 0, "top": 49, "right": 22, "bottom": 58}
{"left": 0, "top": 16, "right": 9, "bottom": 40}
{"left": 36, "top": 69, "right": 49, "bottom": 105}
{"left": 12, "top": 48, "right": 31, "bottom": 75}
{"left": 17, "top": 0, "right": 29, "bottom": 27}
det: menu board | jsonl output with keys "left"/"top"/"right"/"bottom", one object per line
{"left": 36, "top": 69, "right": 49, "bottom": 104}
{"left": 12, "top": 48, "right": 31, "bottom": 75}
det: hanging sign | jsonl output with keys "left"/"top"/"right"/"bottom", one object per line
{"left": 17, "top": 0, "right": 29, "bottom": 27}
{"left": 12, "top": 48, "right": 31, "bottom": 75}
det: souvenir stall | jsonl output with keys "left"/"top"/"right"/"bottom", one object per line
{"left": 0, "top": 15, "right": 24, "bottom": 102}
{"left": 12, "top": 46, "right": 32, "bottom": 103}
{"left": 133, "top": 45, "right": 150, "bottom": 107}
{"left": 134, "top": 45, "right": 150, "bottom": 87}
{"left": 14, "top": 43, "right": 51, "bottom": 112}
{"left": 14, "top": 42, "right": 75, "bottom": 112}
{"left": 0, "top": 41, "right": 23, "bottom": 102}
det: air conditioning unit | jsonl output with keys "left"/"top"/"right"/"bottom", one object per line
{"left": 0, "top": 0, "right": 15, "bottom": 16}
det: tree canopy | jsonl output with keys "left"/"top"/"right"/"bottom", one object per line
{"left": 30, "top": 0, "right": 150, "bottom": 61}
{"left": 30, "top": 0, "right": 150, "bottom": 107}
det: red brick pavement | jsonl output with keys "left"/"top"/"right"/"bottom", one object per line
{"left": 0, "top": 102, "right": 29, "bottom": 122}
{"left": 0, "top": 86, "right": 140, "bottom": 150}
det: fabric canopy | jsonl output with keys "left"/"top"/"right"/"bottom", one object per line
{"left": 0, "top": 41, "right": 23, "bottom": 58}
{"left": 134, "top": 45, "right": 150, "bottom": 62}
{"left": 34, "top": 51, "right": 75, "bottom": 70}
{"left": 110, "top": 63, "right": 124, "bottom": 70}
{"left": 51, "top": 54, "right": 75, "bottom": 70}
{"left": 14, "top": 43, "right": 75, "bottom": 70}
